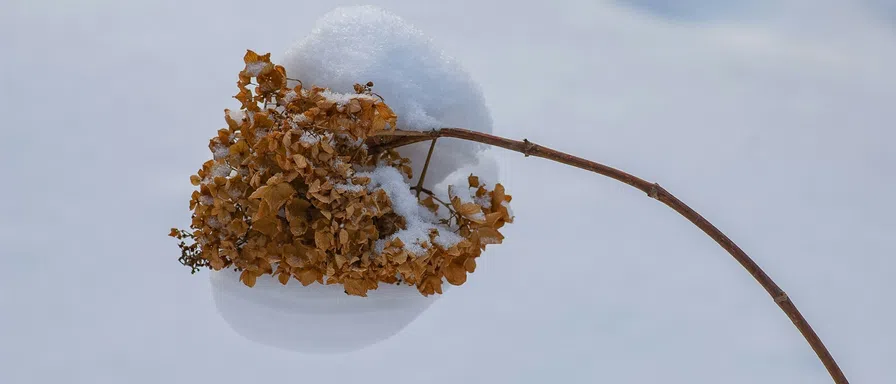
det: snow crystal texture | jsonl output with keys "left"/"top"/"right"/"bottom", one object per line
{"left": 282, "top": 5, "right": 493, "bottom": 189}
{"left": 362, "top": 166, "right": 463, "bottom": 254}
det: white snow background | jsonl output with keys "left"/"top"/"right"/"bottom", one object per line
{"left": 2, "top": 0, "right": 894, "bottom": 383}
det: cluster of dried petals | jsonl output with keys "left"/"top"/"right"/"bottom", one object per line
{"left": 171, "top": 50, "right": 513, "bottom": 296}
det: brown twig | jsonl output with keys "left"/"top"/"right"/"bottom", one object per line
{"left": 415, "top": 139, "right": 438, "bottom": 197}
{"left": 372, "top": 128, "right": 848, "bottom": 384}
{"left": 411, "top": 186, "right": 460, "bottom": 224}
{"left": 415, "top": 186, "right": 453, "bottom": 210}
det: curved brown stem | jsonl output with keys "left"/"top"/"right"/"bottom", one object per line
{"left": 370, "top": 128, "right": 848, "bottom": 384}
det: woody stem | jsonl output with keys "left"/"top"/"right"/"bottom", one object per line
{"left": 371, "top": 128, "right": 848, "bottom": 384}
{"left": 415, "top": 138, "right": 438, "bottom": 198}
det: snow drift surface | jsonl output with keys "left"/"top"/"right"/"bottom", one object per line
{"left": 282, "top": 5, "right": 493, "bottom": 190}
{"left": 210, "top": 268, "right": 439, "bottom": 353}
{"left": 211, "top": 5, "right": 498, "bottom": 353}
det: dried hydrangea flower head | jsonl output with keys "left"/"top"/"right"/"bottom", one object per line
{"left": 171, "top": 50, "right": 513, "bottom": 296}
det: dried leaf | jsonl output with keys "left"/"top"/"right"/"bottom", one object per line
{"left": 314, "top": 230, "right": 333, "bottom": 250}
{"left": 444, "top": 262, "right": 467, "bottom": 285}
{"left": 477, "top": 227, "right": 504, "bottom": 245}
{"left": 348, "top": 99, "right": 362, "bottom": 113}
{"left": 295, "top": 268, "right": 322, "bottom": 286}
{"left": 277, "top": 271, "right": 290, "bottom": 285}
{"left": 239, "top": 270, "right": 257, "bottom": 287}
{"left": 285, "top": 198, "right": 311, "bottom": 219}
{"left": 343, "top": 278, "right": 368, "bottom": 297}
{"left": 293, "top": 154, "right": 308, "bottom": 169}
{"left": 252, "top": 215, "right": 281, "bottom": 238}
{"left": 249, "top": 182, "right": 296, "bottom": 211}
{"left": 284, "top": 254, "right": 302, "bottom": 268}
{"left": 335, "top": 254, "right": 348, "bottom": 269}
{"left": 463, "top": 257, "right": 477, "bottom": 273}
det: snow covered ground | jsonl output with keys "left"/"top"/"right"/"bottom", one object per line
{"left": 2, "top": 1, "right": 894, "bottom": 383}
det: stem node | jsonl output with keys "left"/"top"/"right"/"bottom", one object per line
{"left": 648, "top": 183, "right": 661, "bottom": 199}
{"left": 522, "top": 138, "right": 537, "bottom": 157}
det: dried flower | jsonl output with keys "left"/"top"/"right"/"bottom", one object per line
{"left": 171, "top": 51, "right": 513, "bottom": 296}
